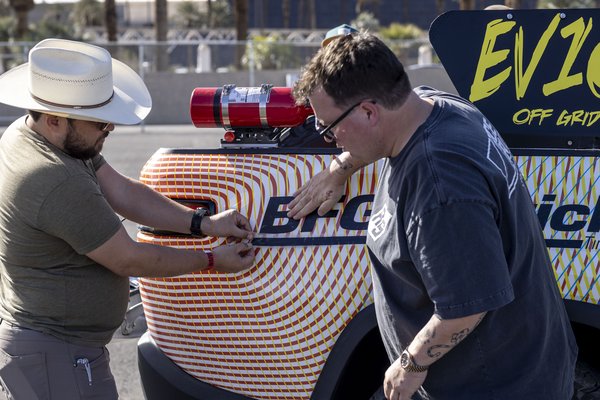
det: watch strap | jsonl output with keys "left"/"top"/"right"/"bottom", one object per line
{"left": 190, "top": 208, "right": 208, "bottom": 237}
{"left": 401, "top": 349, "right": 428, "bottom": 373}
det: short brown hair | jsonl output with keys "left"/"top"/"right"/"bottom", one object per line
{"left": 293, "top": 33, "right": 411, "bottom": 110}
{"left": 28, "top": 110, "right": 43, "bottom": 122}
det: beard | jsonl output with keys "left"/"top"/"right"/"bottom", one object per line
{"left": 63, "top": 124, "right": 108, "bottom": 160}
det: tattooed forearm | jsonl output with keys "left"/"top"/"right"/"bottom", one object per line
{"left": 417, "top": 327, "right": 437, "bottom": 345}
{"left": 451, "top": 328, "right": 470, "bottom": 345}
{"left": 410, "top": 312, "right": 487, "bottom": 364}
{"left": 426, "top": 328, "right": 470, "bottom": 359}
{"left": 427, "top": 344, "right": 451, "bottom": 359}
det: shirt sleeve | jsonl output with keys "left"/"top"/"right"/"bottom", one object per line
{"left": 406, "top": 200, "right": 515, "bottom": 319}
{"left": 92, "top": 153, "right": 106, "bottom": 171}
{"left": 37, "top": 174, "right": 122, "bottom": 255}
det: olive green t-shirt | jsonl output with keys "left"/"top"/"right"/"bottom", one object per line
{"left": 0, "top": 116, "right": 128, "bottom": 347}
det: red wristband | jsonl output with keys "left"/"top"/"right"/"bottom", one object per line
{"left": 205, "top": 251, "right": 214, "bottom": 270}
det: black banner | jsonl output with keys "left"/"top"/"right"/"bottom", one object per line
{"left": 430, "top": 9, "right": 600, "bottom": 143}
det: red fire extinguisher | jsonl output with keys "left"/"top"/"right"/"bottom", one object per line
{"left": 190, "top": 84, "right": 314, "bottom": 129}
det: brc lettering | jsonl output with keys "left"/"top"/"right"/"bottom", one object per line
{"left": 260, "top": 194, "right": 597, "bottom": 252}
{"left": 260, "top": 195, "right": 373, "bottom": 234}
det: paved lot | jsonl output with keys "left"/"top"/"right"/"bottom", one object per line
{"left": 103, "top": 124, "right": 223, "bottom": 400}
{"left": 2, "top": 121, "right": 600, "bottom": 399}
{"left": 0, "top": 122, "right": 223, "bottom": 400}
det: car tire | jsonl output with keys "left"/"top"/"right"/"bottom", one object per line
{"left": 573, "top": 359, "right": 600, "bottom": 400}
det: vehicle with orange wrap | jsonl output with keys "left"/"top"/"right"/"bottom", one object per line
{"left": 136, "top": 9, "right": 599, "bottom": 400}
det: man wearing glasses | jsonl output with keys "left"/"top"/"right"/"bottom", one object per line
{"left": 289, "top": 33, "right": 576, "bottom": 400}
{"left": 0, "top": 39, "right": 255, "bottom": 398}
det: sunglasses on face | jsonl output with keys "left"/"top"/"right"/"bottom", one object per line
{"left": 68, "top": 118, "right": 112, "bottom": 132}
{"left": 94, "top": 121, "right": 112, "bottom": 132}
{"left": 314, "top": 99, "right": 376, "bottom": 141}
{"left": 91, "top": 121, "right": 112, "bottom": 132}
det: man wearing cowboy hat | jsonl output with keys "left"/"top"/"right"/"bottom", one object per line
{"left": 0, "top": 38, "right": 256, "bottom": 399}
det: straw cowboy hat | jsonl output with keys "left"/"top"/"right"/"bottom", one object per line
{"left": 0, "top": 38, "right": 152, "bottom": 125}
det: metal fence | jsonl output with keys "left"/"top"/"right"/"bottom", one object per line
{"left": 0, "top": 37, "right": 431, "bottom": 78}
{"left": 0, "top": 37, "right": 433, "bottom": 124}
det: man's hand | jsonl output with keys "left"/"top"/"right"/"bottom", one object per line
{"left": 287, "top": 152, "right": 365, "bottom": 220}
{"left": 383, "top": 358, "right": 427, "bottom": 400}
{"left": 202, "top": 209, "right": 254, "bottom": 241}
{"left": 382, "top": 312, "right": 486, "bottom": 400}
{"left": 212, "top": 242, "right": 256, "bottom": 273}
{"left": 286, "top": 168, "right": 346, "bottom": 220}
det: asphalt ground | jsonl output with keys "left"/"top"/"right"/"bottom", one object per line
{"left": 103, "top": 124, "right": 223, "bottom": 400}
{"left": 0, "top": 122, "right": 224, "bottom": 400}
{"left": 2, "top": 122, "right": 599, "bottom": 399}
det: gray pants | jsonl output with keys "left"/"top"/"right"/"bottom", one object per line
{"left": 0, "top": 320, "right": 118, "bottom": 400}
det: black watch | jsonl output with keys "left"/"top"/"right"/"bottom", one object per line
{"left": 190, "top": 208, "right": 210, "bottom": 237}
{"left": 400, "top": 349, "right": 428, "bottom": 373}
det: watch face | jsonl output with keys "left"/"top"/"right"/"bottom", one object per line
{"left": 400, "top": 351, "right": 410, "bottom": 368}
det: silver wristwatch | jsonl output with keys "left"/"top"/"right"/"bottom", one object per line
{"left": 400, "top": 349, "right": 429, "bottom": 373}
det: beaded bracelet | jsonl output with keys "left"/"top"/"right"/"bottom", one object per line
{"left": 205, "top": 251, "right": 214, "bottom": 270}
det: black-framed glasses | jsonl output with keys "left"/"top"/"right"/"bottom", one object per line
{"left": 94, "top": 121, "right": 112, "bottom": 132}
{"left": 68, "top": 118, "right": 112, "bottom": 132}
{"left": 315, "top": 99, "right": 375, "bottom": 141}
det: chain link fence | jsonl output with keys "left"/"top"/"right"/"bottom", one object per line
{"left": 0, "top": 37, "right": 431, "bottom": 77}
{"left": 0, "top": 37, "right": 434, "bottom": 124}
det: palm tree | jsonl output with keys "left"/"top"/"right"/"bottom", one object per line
{"left": 297, "top": 0, "right": 305, "bottom": 27}
{"left": 307, "top": 0, "right": 316, "bottom": 29}
{"left": 436, "top": 0, "right": 445, "bottom": 14}
{"left": 234, "top": 0, "right": 248, "bottom": 69}
{"left": 72, "top": 0, "right": 103, "bottom": 33}
{"left": 282, "top": 0, "right": 290, "bottom": 28}
{"left": 207, "top": 0, "right": 213, "bottom": 27}
{"left": 355, "top": 0, "right": 366, "bottom": 13}
{"left": 9, "top": 0, "right": 34, "bottom": 39}
{"left": 155, "top": 0, "right": 168, "bottom": 71}
{"left": 355, "top": 0, "right": 381, "bottom": 14}
{"left": 208, "top": 0, "right": 233, "bottom": 28}
{"left": 458, "top": 0, "right": 475, "bottom": 9}
{"left": 105, "top": 0, "right": 117, "bottom": 42}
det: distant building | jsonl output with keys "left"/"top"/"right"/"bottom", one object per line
{"left": 29, "top": 0, "right": 538, "bottom": 32}
{"left": 246, "top": 0, "right": 539, "bottom": 30}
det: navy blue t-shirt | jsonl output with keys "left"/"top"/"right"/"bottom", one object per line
{"left": 366, "top": 87, "right": 577, "bottom": 399}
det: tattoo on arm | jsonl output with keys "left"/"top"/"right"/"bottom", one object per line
{"left": 427, "top": 344, "right": 451, "bottom": 359}
{"left": 418, "top": 328, "right": 436, "bottom": 345}
{"left": 426, "top": 327, "right": 470, "bottom": 359}
{"left": 451, "top": 328, "right": 470, "bottom": 345}
{"left": 424, "top": 314, "right": 486, "bottom": 360}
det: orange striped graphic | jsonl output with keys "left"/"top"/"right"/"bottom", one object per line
{"left": 140, "top": 152, "right": 597, "bottom": 399}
